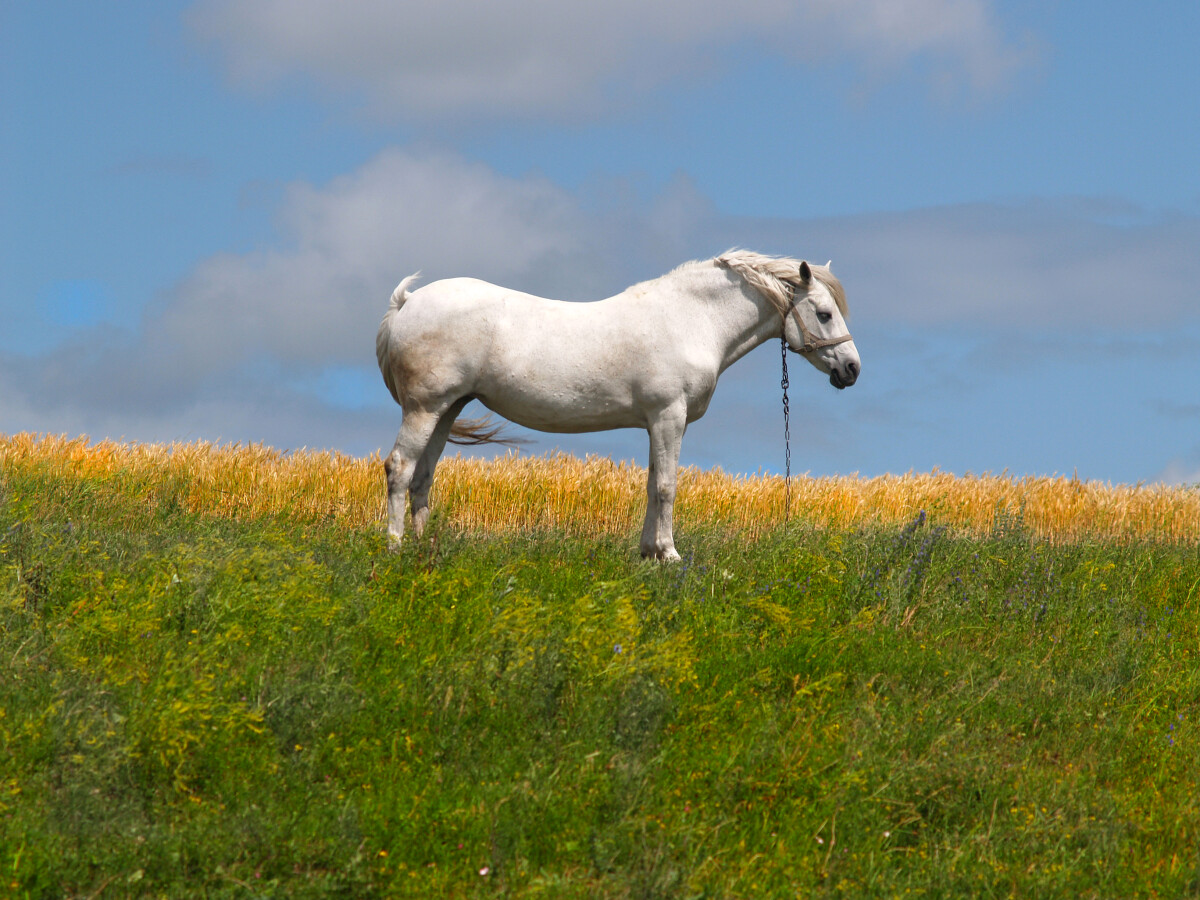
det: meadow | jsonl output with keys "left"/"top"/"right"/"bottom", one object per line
{"left": 2, "top": 433, "right": 1200, "bottom": 898}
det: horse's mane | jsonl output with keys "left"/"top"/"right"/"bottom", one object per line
{"left": 713, "top": 250, "right": 848, "bottom": 318}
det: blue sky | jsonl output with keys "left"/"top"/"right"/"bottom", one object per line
{"left": 3, "top": 1, "right": 1198, "bottom": 483}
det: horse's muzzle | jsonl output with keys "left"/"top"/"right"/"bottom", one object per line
{"left": 830, "top": 360, "right": 859, "bottom": 390}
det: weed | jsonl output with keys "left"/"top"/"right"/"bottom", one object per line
{"left": 4, "top": 438, "right": 1200, "bottom": 897}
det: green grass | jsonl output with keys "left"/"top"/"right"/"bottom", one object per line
{"left": 2, "top": 465, "right": 1200, "bottom": 898}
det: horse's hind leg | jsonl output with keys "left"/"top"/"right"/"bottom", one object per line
{"left": 408, "top": 398, "right": 470, "bottom": 537}
{"left": 384, "top": 410, "right": 442, "bottom": 551}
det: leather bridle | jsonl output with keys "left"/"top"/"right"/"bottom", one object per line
{"left": 783, "top": 290, "right": 853, "bottom": 355}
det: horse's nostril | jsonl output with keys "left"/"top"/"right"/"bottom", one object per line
{"left": 847, "top": 361, "right": 859, "bottom": 379}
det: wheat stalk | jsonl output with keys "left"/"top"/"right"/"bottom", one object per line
{"left": 2, "top": 433, "right": 1197, "bottom": 543}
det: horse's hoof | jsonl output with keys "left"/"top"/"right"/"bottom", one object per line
{"left": 641, "top": 546, "right": 682, "bottom": 562}
{"left": 386, "top": 533, "right": 404, "bottom": 554}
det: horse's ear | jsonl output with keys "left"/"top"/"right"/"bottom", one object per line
{"left": 798, "top": 260, "right": 812, "bottom": 284}
{"left": 825, "top": 259, "right": 833, "bottom": 270}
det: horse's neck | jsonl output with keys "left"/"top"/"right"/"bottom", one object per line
{"left": 666, "top": 263, "right": 780, "bottom": 371}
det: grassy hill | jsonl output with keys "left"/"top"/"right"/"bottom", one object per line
{"left": 2, "top": 434, "right": 1199, "bottom": 898}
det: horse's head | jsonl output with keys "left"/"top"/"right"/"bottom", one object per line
{"left": 784, "top": 261, "right": 859, "bottom": 390}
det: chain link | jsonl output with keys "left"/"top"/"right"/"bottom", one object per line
{"left": 780, "top": 333, "right": 791, "bottom": 522}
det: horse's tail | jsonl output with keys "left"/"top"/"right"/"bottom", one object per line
{"left": 447, "top": 416, "right": 528, "bottom": 447}
{"left": 376, "top": 274, "right": 420, "bottom": 404}
{"left": 389, "top": 272, "right": 420, "bottom": 311}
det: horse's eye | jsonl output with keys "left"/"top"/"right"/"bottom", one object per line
{"left": 817, "top": 311, "right": 832, "bottom": 324}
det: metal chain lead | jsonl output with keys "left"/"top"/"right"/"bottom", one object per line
{"left": 781, "top": 333, "right": 791, "bottom": 522}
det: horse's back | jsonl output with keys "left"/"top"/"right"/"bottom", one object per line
{"left": 411, "top": 276, "right": 553, "bottom": 311}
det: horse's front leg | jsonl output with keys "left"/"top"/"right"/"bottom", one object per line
{"left": 640, "top": 406, "right": 687, "bottom": 561}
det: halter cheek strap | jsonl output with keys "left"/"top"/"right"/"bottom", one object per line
{"left": 784, "top": 296, "right": 853, "bottom": 355}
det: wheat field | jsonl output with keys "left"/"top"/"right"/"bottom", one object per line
{"left": 2, "top": 432, "right": 1197, "bottom": 543}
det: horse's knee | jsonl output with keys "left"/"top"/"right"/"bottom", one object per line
{"left": 652, "top": 482, "right": 676, "bottom": 509}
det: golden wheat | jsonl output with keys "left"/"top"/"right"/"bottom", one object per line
{"left": 2, "top": 432, "right": 1197, "bottom": 543}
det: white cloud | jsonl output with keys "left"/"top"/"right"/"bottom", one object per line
{"left": 0, "top": 358, "right": 389, "bottom": 455}
{"left": 0, "top": 149, "right": 701, "bottom": 443}
{"left": 1155, "top": 456, "right": 1200, "bottom": 486}
{"left": 144, "top": 155, "right": 1200, "bottom": 401}
{"left": 5, "top": 149, "right": 1199, "bottom": 475}
{"left": 796, "top": 0, "right": 1033, "bottom": 92}
{"left": 0, "top": 150, "right": 610, "bottom": 433}
{"left": 154, "top": 149, "right": 596, "bottom": 374}
{"left": 720, "top": 200, "right": 1200, "bottom": 328}
{"left": 189, "top": 0, "right": 1034, "bottom": 120}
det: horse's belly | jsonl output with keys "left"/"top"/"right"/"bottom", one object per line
{"left": 476, "top": 385, "right": 643, "bottom": 433}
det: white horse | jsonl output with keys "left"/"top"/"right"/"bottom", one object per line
{"left": 376, "top": 250, "right": 859, "bottom": 559}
